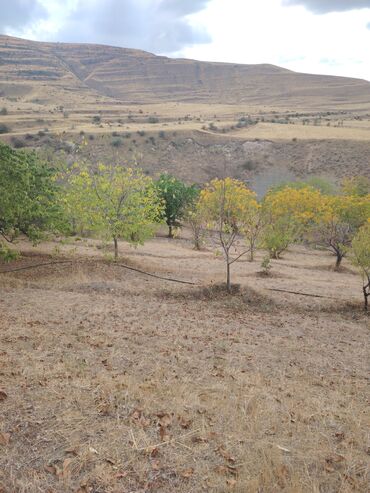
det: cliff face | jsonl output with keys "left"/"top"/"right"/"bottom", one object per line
{"left": 1, "top": 34, "right": 370, "bottom": 106}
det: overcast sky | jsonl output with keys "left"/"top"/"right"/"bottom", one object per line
{"left": 1, "top": 0, "right": 370, "bottom": 80}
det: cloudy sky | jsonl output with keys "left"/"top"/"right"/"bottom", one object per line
{"left": 1, "top": 0, "right": 370, "bottom": 80}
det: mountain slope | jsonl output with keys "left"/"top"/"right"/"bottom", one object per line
{"left": 1, "top": 34, "right": 370, "bottom": 106}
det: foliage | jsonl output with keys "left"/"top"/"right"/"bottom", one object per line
{"left": 262, "top": 186, "right": 323, "bottom": 258}
{"left": 63, "top": 163, "right": 163, "bottom": 259}
{"left": 312, "top": 194, "right": 370, "bottom": 269}
{"left": 341, "top": 176, "right": 370, "bottom": 197}
{"left": 185, "top": 200, "right": 206, "bottom": 250}
{"left": 0, "top": 124, "right": 10, "bottom": 134}
{"left": 260, "top": 255, "right": 272, "bottom": 276}
{"left": 0, "top": 242, "right": 19, "bottom": 262}
{"left": 199, "top": 177, "right": 258, "bottom": 292}
{"left": 155, "top": 174, "right": 198, "bottom": 238}
{"left": 0, "top": 142, "right": 64, "bottom": 244}
{"left": 351, "top": 222, "right": 370, "bottom": 310}
{"left": 271, "top": 177, "right": 337, "bottom": 195}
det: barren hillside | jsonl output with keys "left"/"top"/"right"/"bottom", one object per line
{"left": 1, "top": 34, "right": 370, "bottom": 106}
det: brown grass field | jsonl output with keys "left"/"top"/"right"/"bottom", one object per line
{"left": 0, "top": 233, "right": 369, "bottom": 493}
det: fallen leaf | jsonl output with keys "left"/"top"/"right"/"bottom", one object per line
{"left": 0, "top": 390, "right": 7, "bottom": 401}
{"left": 159, "top": 426, "right": 171, "bottom": 442}
{"left": 226, "top": 478, "right": 237, "bottom": 488}
{"left": 157, "top": 412, "right": 172, "bottom": 428}
{"left": 44, "top": 465, "right": 57, "bottom": 475}
{"left": 216, "top": 446, "right": 236, "bottom": 463}
{"left": 0, "top": 432, "right": 10, "bottom": 445}
{"left": 180, "top": 468, "right": 194, "bottom": 478}
{"left": 178, "top": 416, "right": 192, "bottom": 429}
{"left": 192, "top": 435, "right": 208, "bottom": 444}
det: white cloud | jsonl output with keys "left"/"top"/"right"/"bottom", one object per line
{"left": 2, "top": 0, "right": 370, "bottom": 80}
{"left": 182, "top": 0, "right": 370, "bottom": 80}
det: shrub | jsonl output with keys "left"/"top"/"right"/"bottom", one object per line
{"left": 148, "top": 116, "right": 159, "bottom": 124}
{"left": 92, "top": 115, "right": 101, "bottom": 124}
{"left": 11, "top": 137, "right": 25, "bottom": 148}
{"left": 0, "top": 124, "right": 10, "bottom": 134}
{"left": 111, "top": 138, "right": 123, "bottom": 147}
{"left": 0, "top": 107, "right": 8, "bottom": 116}
{"left": 0, "top": 242, "right": 19, "bottom": 262}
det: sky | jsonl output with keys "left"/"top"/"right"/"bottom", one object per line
{"left": 1, "top": 0, "right": 370, "bottom": 80}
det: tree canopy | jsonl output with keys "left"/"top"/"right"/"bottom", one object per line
{"left": 64, "top": 163, "right": 163, "bottom": 259}
{"left": 0, "top": 142, "right": 63, "bottom": 245}
{"left": 155, "top": 174, "right": 198, "bottom": 237}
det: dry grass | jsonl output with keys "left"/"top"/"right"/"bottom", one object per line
{"left": 230, "top": 122, "right": 370, "bottom": 141}
{"left": 0, "top": 235, "right": 369, "bottom": 492}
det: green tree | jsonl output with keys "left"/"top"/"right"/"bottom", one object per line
{"left": 64, "top": 163, "right": 163, "bottom": 260}
{"left": 155, "top": 174, "right": 198, "bottom": 238}
{"left": 0, "top": 142, "right": 64, "bottom": 256}
{"left": 350, "top": 222, "right": 370, "bottom": 310}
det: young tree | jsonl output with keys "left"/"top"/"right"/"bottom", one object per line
{"left": 155, "top": 174, "right": 198, "bottom": 238}
{"left": 312, "top": 195, "right": 370, "bottom": 270}
{"left": 262, "top": 186, "right": 322, "bottom": 259}
{"left": 0, "top": 142, "right": 64, "bottom": 254}
{"left": 64, "top": 163, "right": 163, "bottom": 260}
{"left": 242, "top": 203, "right": 264, "bottom": 261}
{"left": 351, "top": 222, "right": 370, "bottom": 310}
{"left": 185, "top": 200, "right": 206, "bottom": 250}
{"left": 199, "top": 177, "right": 258, "bottom": 293}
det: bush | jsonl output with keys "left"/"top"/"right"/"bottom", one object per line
{"left": 0, "top": 242, "right": 19, "bottom": 262}
{"left": 11, "top": 137, "right": 25, "bottom": 148}
{"left": 92, "top": 115, "right": 101, "bottom": 124}
{"left": 158, "top": 130, "right": 166, "bottom": 139}
{"left": 111, "top": 138, "right": 123, "bottom": 147}
{"left": 0, "top": 124, "right": 10, "bottom": 134}
{"left": 148, "top": 116, "right": 159, "bottom": 124}
{"left": 0, "top": 107, "right": 8, "bottom": 116}
{"left": 242, "top": 160, "right": 256, "bottom": 171}
{"left": 89, "top": 134, "right": 95, "bottom": 140}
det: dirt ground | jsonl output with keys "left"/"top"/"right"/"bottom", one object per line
{"left": 0, "top": 234, "right": 369, "bottom": 493}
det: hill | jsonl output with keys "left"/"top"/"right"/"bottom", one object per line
{"left": 1, "top": 34, "right": 370, "bottom": 188}
{"left": 1, "top": 34, "right": 370, "bottom": 106}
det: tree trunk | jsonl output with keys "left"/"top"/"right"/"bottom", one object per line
{"left": 334, "top": 252, "right": 342, "bottom": 271}
{"left": 113, "top": 237, "right": 118, "bottom": 260}
{"left": 226, "top": 261, "right": 231, "bottom": 294}
{"left": 363, "top": 280, "right": 370, "bottom": 311}
{"left": 168, "top": 224, "right": 173, "bottom": 239}
{"left": 249, "top": 240, "right": 255, "bottom": 262}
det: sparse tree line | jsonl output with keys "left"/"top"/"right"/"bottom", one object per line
{"left": 1, "top": 141, "right": 369, "bottom": 308}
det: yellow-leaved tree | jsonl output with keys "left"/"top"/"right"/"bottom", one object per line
{"left": 262, "top": 186, "right": 323, "bottom": 258}
{"left": 312, "top": 194, "right": 370, "bottom": 270}
{"left": 199, "top": 177, "right": 258, "bottom": 292}
{"left": 63, "top": 163, "right": 163, "bottom": 260}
